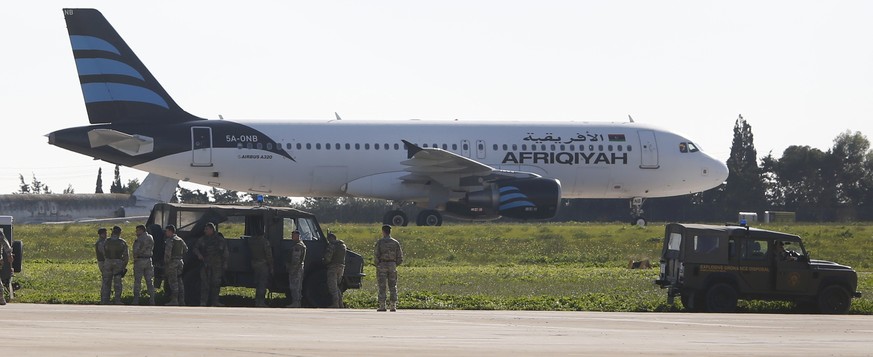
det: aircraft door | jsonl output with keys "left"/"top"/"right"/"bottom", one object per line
{"left": 461, "top": 140, "right": 471, "bottom": 157}
{"left": 191, "top": 127, "right": 213, "bottom": 167}
{"left": 638, "top": 130, "right": 659, "bottom": 169}
{"left": 476, "top": 140, "right": 486, "bottom": 159}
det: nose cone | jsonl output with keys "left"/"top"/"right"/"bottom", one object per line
{"left": 707, "top": 158, "right": 729, "bottom": 189}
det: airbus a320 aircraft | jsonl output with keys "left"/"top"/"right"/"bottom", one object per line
{"left": 49, "top": 8, "right": 729, "bottom": 226}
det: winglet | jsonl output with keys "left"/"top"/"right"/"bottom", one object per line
{"left": 402, "top": 140, "right": 422, "bottom": 159}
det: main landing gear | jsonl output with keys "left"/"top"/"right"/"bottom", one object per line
{"left": 382, "top": 209, "right": 443, "bottom": 226}
{"left": 630, "top": 197, "right": 647, "bottom": 227}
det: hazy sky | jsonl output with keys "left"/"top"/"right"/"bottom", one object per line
{"left": 2, "top": 1, "right": 872, "bottom": 195}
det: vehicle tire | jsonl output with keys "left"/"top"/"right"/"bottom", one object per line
{"left": 817, "top": 285, "right": 851, "bottom": 314}
{"left": 632, "top": 217, "right": 647, "bottom": 227}
{"left": 705, "top": 283, "right": 738, "bottom": 313}
{"left": 303, "top": 268, "right": 332, "bottom": 307}
{"left": 416, "top": 210, "right": 443, "bottom": 226}
{"left": 383, "top": 210, "right": 409, "bottom": 227}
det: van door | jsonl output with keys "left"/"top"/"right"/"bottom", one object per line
{"left": 191, "top": 127, "right": 213, "bottom": 167}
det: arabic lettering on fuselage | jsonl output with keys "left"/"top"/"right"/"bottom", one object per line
{"left": 523, "top": 132, "right": 604, "bottom": 144}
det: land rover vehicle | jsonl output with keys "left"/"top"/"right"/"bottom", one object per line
{"left": 146, "top": 203, "right": 365, "bottom": 306}
{"left": 1, "top": 216, "right": 23, "bottom": 300}
{"left": 655, "top": 223, "right": 861, "bottom": 313}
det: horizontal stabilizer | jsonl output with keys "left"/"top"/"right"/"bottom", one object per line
{"left": 88, "top": 129, "right": 154, "bottom": 156}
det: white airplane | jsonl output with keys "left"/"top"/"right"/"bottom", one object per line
{"left": 49, "top": 8, "right": 728, "bottom": 226}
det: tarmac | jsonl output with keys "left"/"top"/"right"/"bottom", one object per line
{"left": 1, "top": 303, "right": 872, "bottom": 356}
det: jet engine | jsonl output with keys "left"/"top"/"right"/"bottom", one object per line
{"left": 445, "top": 178, "right": 561, "bottom": 220}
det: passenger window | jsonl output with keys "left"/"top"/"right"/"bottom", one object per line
{"left": 442, "top": 144, "right": 448, "bottom": 150}
{"left": 493, "top": 144, "right": 498, "bottom": 150}
{"left": 560, "top": 145, "right": 565, "bottom": 151}
{"left": 522, "top": 144, "right": 527, "bottom": 150}
{"left": 598, "top": 145, "right": 603, "bottom": 151}
{"left": 463, "top": 143, "right": 469, "bottom": 150}
{"left": 589, "top": 145, "right": 594, "bottom": 151}
{"left": 478, "top": 143, "right": 484, "bottom": 150}
{"left": 237, "top": 143, "right": 243, "bottom": 149}
{"left": 385, "top": 143, "right": 390, "bottom": 150}
{"left": 618, "top": 145, "right": 623, "bottom": 152}
{"left": 571, "top": 145, "right": 576, "bottom": 151}
{"left": 693, "top": 235, "right": 720, "bottom": 254}
{"left": 375, "top": 143, "right": 380, "bottom": 150}
{"left": 608, "top": 145, "right": 613, "bottom": 151}
{"left": 551, "top": 144, "right": 556, "bottom": 151}
{"left": 316, "top": 143, "right": 321, "bottom": 150}
{"left": 742, "top": 240, "right": 769, "bottom": 261}
{"left": 326, "top": 143, "right": 331, "bottom": 150}
{"left": 502, "top": 144, "right": 508, "bottom": 151}
{"left": 394, "top": 144, "right": 400, "bottom": 150}
{"left": 306, "top": 143, "right": 311, "bottom": 150}
{"left": 267, "top": 143, "right": 273, "bottom": 150}
{"left": 256, "top": 143, "right": 263, "bottom": 150}
{"left": 365, "top": 143, "right": 370, "bottom": 150}
{"left": 512, "top": 144, "right": 517, "bottom": 150}
{"left": 452, "top": 144, "right": 458, "bottom": 150}
{"left": 247, "top": 143, "right": 254, "bottom": 149}
{"left": 345, "top": 143, "right": 351, "bottom": 150}
{"left": 627, "top": 145, "right": 633, "bottom": 152}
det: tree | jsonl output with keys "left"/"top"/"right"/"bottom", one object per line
{"left": 762, "top": 146, "right": 830, "bottom": 221}
{"left": 125, "top": 178, "right": 141, "bottom": 194}
{"left": 17, "top": 174, "right": 30, "bottom": 194}
{"left": 110, "top": 165, "right": 124, "bottom": 193}
{"left": 719, "top": 115, "right": 766, "bottom": 220}
{"left": 210, "top": 188, "right": 241, "bottom": 204}
{"left": 95, "top": 167, "right": 104, "bottom": 193}
{"left": 63, "top": 184, "right": 75, "bottom": 194}
{"left": 177, "top": 186, "right": 210, "bottom": 203}
{"left": 829, "top": 131, "right": 872, "bottom": 220}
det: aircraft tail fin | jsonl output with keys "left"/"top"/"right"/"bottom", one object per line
{"left": 63, "top": 8, "right": 201, "bottom": 124}
{"left": 132, "top": 173, "right": 178, "bottom": 203}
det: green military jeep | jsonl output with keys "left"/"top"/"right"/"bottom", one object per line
{"left": 655, "top": 223, "right": 861, "bottom": 313}
{"left": 146, "top": 203, "right": 365, "bottom": 307}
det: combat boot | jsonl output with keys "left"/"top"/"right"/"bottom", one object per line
{"left": 166, "top": 299, "right": 178, "bottom": 306}
{"left": 389, "top": 302, "right": 397, "bottom": 312}
{"left": 132, "top": 297, "right": 139, "bottom": 305}
{"left": 377, "top": 302, "right": 386, "bottom": 312}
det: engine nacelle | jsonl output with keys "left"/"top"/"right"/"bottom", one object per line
{"left": 447, "top": 178, "right": 561, "bottom": 220}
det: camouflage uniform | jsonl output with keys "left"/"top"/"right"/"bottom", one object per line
{"left": 375, "top": 234, "right": 403, "bottom": 311}
{"left": 248, "top": 235, "right": 273, "bottom": 307}
{"left": 322, "top": 235, "right": 346, "bottom": 308}
{"left": 284, "top": 238, "right": 306, "bottom": 307}
{"left": 102, "top": 233, "right": 129, "bottom": 304}
{"left": 195, "top": 228, "right": 228, "bottom": 306}
{"left": 94, "top": 231, "right": 107, "bottom": 303}
{"left": 163, "top": 233, "right": 188, "bottom": 306}
{"left": 132, "top": 230, "right": 156, "bottom": 305}
{"left": 0, "top": 234, "right": 12, "bottom": 305}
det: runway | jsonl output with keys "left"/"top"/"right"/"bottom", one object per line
{"left": 1, "top": 304, "right": 871, "bottom": 356}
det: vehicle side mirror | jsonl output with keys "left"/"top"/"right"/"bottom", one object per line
{"left": 798, "top": 254, "right": 809, "bottom": 263}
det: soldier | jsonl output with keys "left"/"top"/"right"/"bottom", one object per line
{"left": 94, "top": 227, "right": 107, "bottom": 302}
{"left": 194, "top": 222, "right": 228, "bottom": 307}
{"left": 248, "top": 233, "right": 273, "bottom": 307}
{"left": 102, "top": 226, "right": 129, "bottom": 305}
{"left": 322, "top": 232, "right": 346, "bottom": 308}
{"left": 163, "top": 225, "right": 188, "bottom": 306}
{"left": 132, "top": 224, "right": 156, "bottom": 305}
{"left": 0, "top": 230, "right": 13, "bottom": 305}
{"left": 374, "top": 224, "right": 403, "bottom": 312}
{"left": 284, "top": 230, "right": 306, "bottom": 308}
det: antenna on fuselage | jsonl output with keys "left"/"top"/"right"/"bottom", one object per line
{"left": 219, "top": 115, "right": 224, "bottom": 120}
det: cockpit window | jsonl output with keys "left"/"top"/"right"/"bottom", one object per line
{"left": 679, "top": 142, "right": 700, "bottom": 153}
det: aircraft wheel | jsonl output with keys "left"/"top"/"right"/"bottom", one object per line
{"left": 416, "top": 210, "right": 443, "bottom": 226}
{"left": 383, "top": 210, "right": 409, "bottom": 227}
{"left": 632, "top": 217, "right": 647, "bottom": 227}
{"left": 817, "top": 285, "right": 851, "bottom": 314}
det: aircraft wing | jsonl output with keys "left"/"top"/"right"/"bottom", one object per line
{"left": 400, "top": 140, "right": 539, "bottom": 189}
{"left": 87, "top": 129, "right": 154, "bottom": 156}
